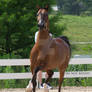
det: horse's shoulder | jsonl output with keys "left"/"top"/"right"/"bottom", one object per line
{"left": 30, "top": 44, "right": 39, "bottom": 59}
{"left": 31, "top": 46, "right": 36, "bottom": 54}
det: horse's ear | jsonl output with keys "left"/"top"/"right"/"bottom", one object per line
{"left": 36, "top": 5, "right": 40, "bottom": 10}
{"left": 45, "top": 5, "right": 49, "bottom": 11}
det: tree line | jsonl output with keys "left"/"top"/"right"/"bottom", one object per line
{"left": 57, "top": 0, "right": 92, "bottom": 16}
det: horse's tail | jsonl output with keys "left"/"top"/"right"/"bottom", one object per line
{"left": 60, "top": 36, "right": 70, "bottom": 47}
{"left": 59, "top": 36, "right": 71, "bottom": 54}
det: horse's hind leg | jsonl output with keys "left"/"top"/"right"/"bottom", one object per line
{"left": 58, "top": 70, "right": 65, "bottom": 92}
{"left": 45, "top": 70, "right": 54, "bottom": 84}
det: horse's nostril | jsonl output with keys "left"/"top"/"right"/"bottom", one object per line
{"left": 38, "top": 23, "right": 44, "bottom": 28}
{"left": 38, "top": 24, "right": 40, "bottom": 27}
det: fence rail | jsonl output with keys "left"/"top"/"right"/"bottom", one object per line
{"left": 0, "top": 58, "right": 92, "bottom": 80}
{"left": 71, "top": 42, "right": 92, "bottom": 44}
{"left": 0, "top": 58, "right": 92, "bottom": 66}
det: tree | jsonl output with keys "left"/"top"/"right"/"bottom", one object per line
{"left": 57, "top": 0, "right": 92, "bottom": 15}
{"left": 0, "top": 0, "right": 53, "bottom": 58}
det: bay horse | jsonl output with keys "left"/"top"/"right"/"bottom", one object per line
{"left": 30, "top": 6, "right": 71, "bottom": 92}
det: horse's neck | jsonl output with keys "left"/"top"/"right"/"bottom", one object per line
{"left": 36, "top": 30, "right": 50, "bottom": 47}
{"left": 39, "top": 30, "right": 49, "bottom": 39}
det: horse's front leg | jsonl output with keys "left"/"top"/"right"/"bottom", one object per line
{"left": 31, "top": 74, "right": 37, "bottom": 92}
{"left": 45, "top": 70, "right": 54, "bottom": 84}
{"left": 31, "top": 66, "right": 42, "bottom": 92}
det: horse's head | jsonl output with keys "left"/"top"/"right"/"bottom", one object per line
{"left": 37, "top": 6, "right": 49, "bottom": 30}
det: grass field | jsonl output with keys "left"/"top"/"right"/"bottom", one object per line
{"left": 61, "top": 15, "right": 92, "bottom": 42}
{"left": 53, "top": 15, "right": 92, "bottom": 55}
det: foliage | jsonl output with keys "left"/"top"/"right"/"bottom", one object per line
{"left": 57, "top": 0, "right": 92, "bottom": 15}
{"left": 49, "top": 13, "right": 66, "bottom": 37}
{"left": 80, "top": 11, "right": 92, "bottom": 16}
{"left": 0, "top": 0, "right": 53, "bottom": 58}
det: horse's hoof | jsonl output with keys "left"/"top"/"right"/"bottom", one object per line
{"left": 25, "top": 80, "right": 33, "bottom": 92}
{"left": 25, "top": 87, "right": 32, "bottom": 92}
{"left": 43, "top": 83, "right": 49, "bottom": 92}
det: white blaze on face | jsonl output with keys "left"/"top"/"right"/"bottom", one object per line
{"left": 38, "top": 19, "right": 42, "bottom": 25}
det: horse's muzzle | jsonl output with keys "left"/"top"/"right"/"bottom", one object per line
{"left": 38, "top": 23, "right": 44, "bottom": 29}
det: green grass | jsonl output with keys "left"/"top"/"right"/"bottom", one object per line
{"left": 52, "top": 14, "right": 92, "bottom": 55}
{"left": 57, "top": 15, "right": 92, "bottom": 42}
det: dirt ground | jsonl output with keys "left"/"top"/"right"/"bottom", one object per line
{"left": 0, "top": 87, "right": 92, "bottom": 92}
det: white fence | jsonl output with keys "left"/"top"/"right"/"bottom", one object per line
{"left": 71, "top": 42, "right": 92, "bottom": 44}
{"left": 0, "top": 58, "right": 92, "bottom": 80}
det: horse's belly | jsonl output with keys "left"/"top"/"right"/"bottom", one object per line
{"left": 45, "top": 58, "right": 60, "bottom": 70}
{"left": 46, "top": 48, "right": 68, "bottom": 69}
